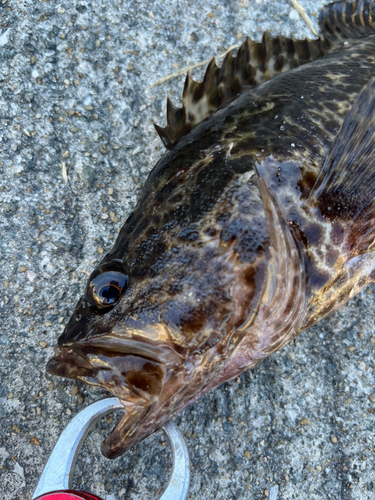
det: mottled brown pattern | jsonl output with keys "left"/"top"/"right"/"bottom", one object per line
{"left": 47, "top": 1, "right": 375, "bottom": 459}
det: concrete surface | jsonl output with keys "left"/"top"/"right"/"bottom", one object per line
{"left": 0, "top": 0, "right": 374, "bottom": 499}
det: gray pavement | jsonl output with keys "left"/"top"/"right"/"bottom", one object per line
{"left": 0, "top": 0, "right": 374, "bottom": 499}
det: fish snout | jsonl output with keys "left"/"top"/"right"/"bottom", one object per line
{"left": 58, "top": 297, "right": 100, "bottom": 346}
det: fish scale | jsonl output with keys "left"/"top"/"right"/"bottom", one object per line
{"left": 47, "top": 0, "right": 375, "bottom": 459}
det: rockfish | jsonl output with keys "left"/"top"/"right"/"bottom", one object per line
{"left": 47, "top": 0, "right": 375, "bottom": 459}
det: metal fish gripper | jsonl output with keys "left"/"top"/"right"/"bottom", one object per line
{"left": 32, "top": 398, "right": 190, "bottom": 500}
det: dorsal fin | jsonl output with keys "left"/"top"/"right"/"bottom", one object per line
{"left": 154, "top": 33, "right": 325, "bottom": 149}
{"left": 319, "top": 0, "right": 375, "bottom": 43}
{"left": 155, "top": 0, "right": 375, "bottom": 150}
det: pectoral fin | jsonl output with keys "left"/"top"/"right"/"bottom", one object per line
{"left": 306, "top": 78, "right": 375, "bottom": 257}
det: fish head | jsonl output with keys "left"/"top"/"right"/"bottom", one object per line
{"left": 49, "top": 258, "right": 168, "bottom": 406}
{"left": 47, "top": 144, "right": 270, "bottom": 458}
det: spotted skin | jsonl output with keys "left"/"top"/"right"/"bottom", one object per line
{"left": 47, "top": 7, "right": 375, "bottom": 459}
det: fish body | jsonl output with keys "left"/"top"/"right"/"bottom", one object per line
{"left": 47, "top": 0, "right": 375, "bottom": 458}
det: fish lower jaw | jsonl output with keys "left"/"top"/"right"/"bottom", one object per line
{"left": 100, "top": 404, "right": 152, "bottom": 459}
{"left": 47, "top": 349, "right": 162, "bottom": 458}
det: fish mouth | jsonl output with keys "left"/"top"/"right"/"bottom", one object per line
{"left": 47, "top": 343, "right": 167, "bottom": 406}
{"left": 46, "top": 338, "right": 184, "bottom": 458}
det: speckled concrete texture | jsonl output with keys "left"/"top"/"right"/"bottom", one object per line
{"left": 1, "top": 1, "right": 374, "bottom": 499}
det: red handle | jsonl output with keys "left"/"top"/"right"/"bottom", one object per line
{"left": 34, "top": 490, "right": 103, "bottom": 500}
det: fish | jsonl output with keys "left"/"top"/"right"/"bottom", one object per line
{"left": 47, "top": 0, "right": 375, "bottom": 459}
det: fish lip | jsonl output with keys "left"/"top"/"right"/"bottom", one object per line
{"left": 46, "top": 345, "right": 93, "bottom": 380}
{"left": 47, "top": 336, "right": 174, "bottom": 406}
{"left": 61, "top": 332, "right": 184, "bottom": 365}
{"left": 47, "top": 326, "right": 184, "bottom": 390}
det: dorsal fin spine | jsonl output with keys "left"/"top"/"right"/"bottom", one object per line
{"left": 153, "top": 123, "right": 172, "bottom": 149}
{"left": 166, "top": 97, "right": 178, "bottom": 143}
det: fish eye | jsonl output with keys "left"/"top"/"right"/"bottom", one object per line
{"left": 86, "top": 259, "right": 129, "bottom": 313}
